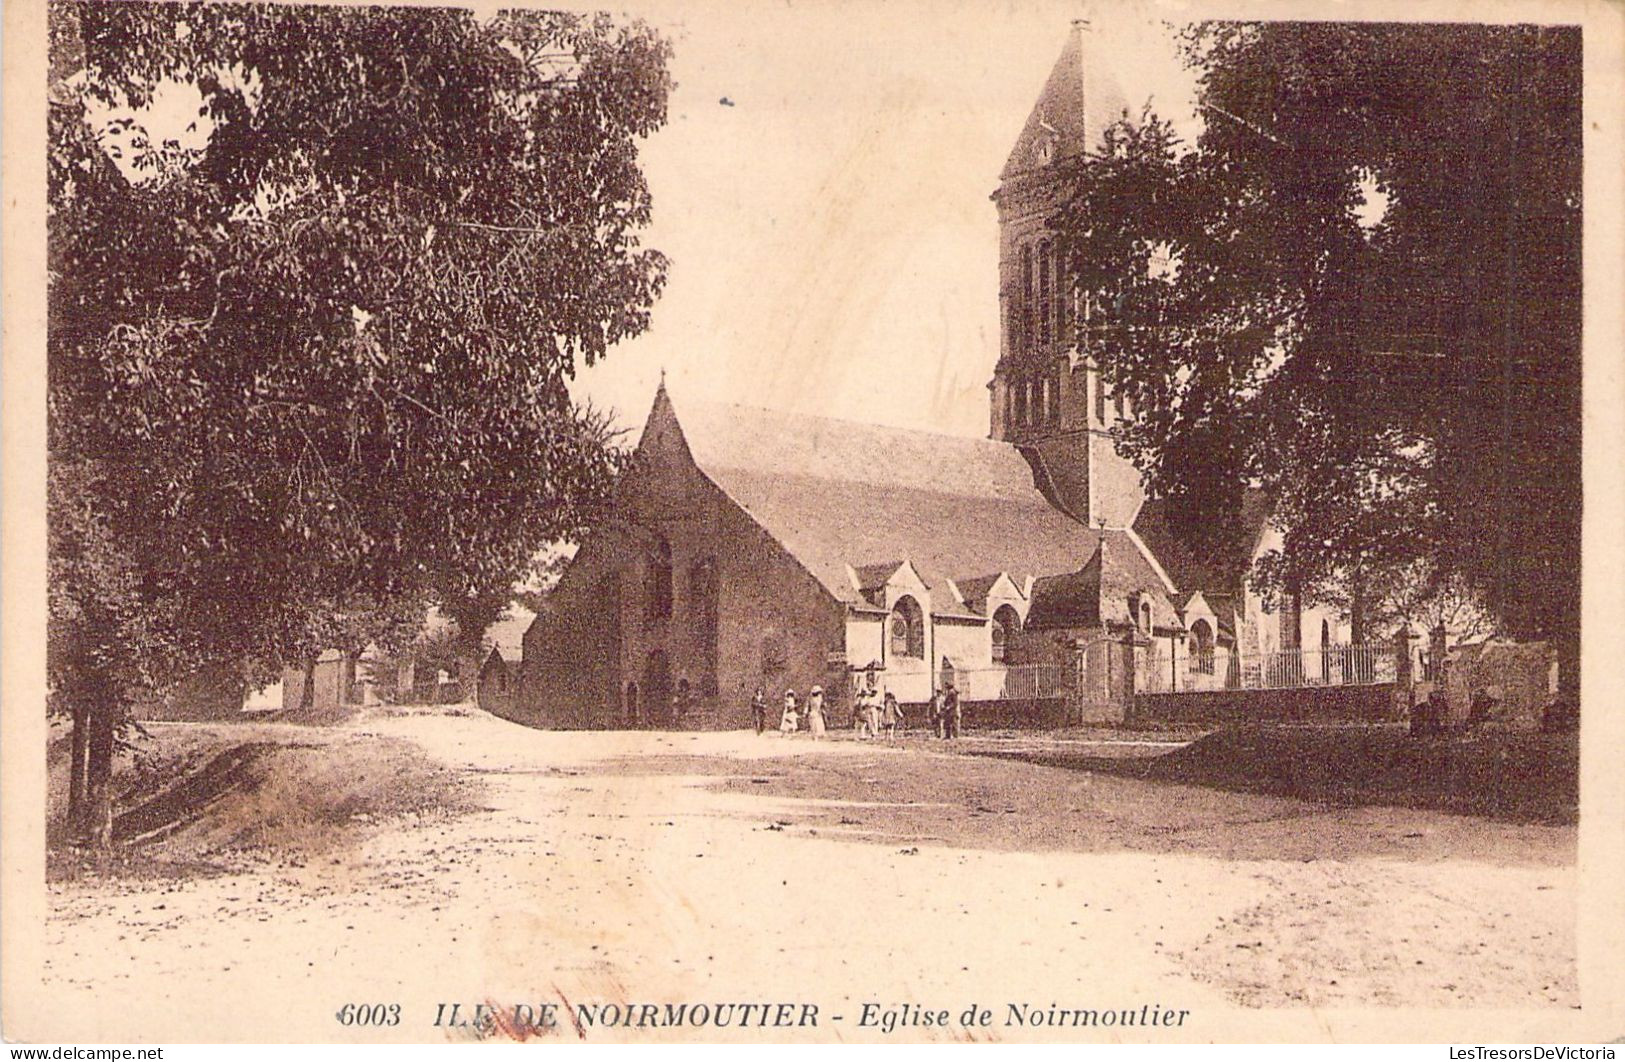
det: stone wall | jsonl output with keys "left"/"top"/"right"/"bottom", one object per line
{"left": 1130, "top": 683, "right": 1401, "bottom": 726}
{"left": 961, "top": 696, "right": 1072, "bottom": 730}
{"left": 1442, "top": 639, "right": 1557, "bottom": 729}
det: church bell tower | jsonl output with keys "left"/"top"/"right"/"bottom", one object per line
{"left": 989, "top": 19, "right": 1146, "bottom": 530}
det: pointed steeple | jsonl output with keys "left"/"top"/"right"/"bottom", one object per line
{"left": 1000, "top": 19, "right": 1132, "bottom": 181}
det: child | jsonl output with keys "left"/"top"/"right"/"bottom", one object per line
{"left": 881, "top": 691, "right": 902, "bottom": 741}
{"left": 780, "top": 689, "right": 799, "bottom": 735}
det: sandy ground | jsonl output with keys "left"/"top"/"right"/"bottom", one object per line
{"left": 37, "top": 710, "right": 1576, "bottom": 1043}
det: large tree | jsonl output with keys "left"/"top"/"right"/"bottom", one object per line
{"left": 428, "top": 401, "right": 627, "bottom": 680}
{"left": 1054, "top": 22, "right": 1580, "bottom": 685}
{"left": 47, "top": 0, "right": 671, "bottom": 849}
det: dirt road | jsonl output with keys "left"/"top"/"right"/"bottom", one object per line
{"left": 39, "top": 711, "right": 1576, "bottom": 1042}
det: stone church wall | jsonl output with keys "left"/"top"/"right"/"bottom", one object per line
{"left": 516, "top": 420, "right": 845, "bottom": 730}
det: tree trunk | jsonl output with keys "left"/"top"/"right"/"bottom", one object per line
{"left": 1281, "top": 560, "right": 1304, "bottom": 686}
{"left": 81, "top": 697, "right": 119, "bottom": 857}
{"left": 1557, "top": 634, "right": 1580, "bottom": 709}
{"left": 67, "top": 701, "right": 90, "bottom": 836}
{"left": 298, "top": 656, "right": 317, "bottom": 713}
{"left": 1349, "top": 574, "right": 1367, "bottom": 646}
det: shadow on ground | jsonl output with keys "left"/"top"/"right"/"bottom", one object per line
{"left": 588, "top": 731, "right": 1574, "bottom": 867}
{"left": 971, "top": 725, "right": 1578, "bottom": 827}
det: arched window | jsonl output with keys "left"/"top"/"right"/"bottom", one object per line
{"left": 889, "top": 596, "right": 924, "bottom": 660}
{"left": 1019, "top": 246, "right": 1033, "bottom": 354}
{"left": 1188, "top": 619, "right": 1214, "bottom": 675}
{"left": 647, "top": 537, "right": 673, "bottom": 619}
{"left": 1138, "top": 598, "right": 1152, "bottom": 634}
{"left": 1057, "top": 252, "right": 1071, "bottom": 342}
{"left": 689, "top": 557, "right": 719, "bottom": 695}
{"left": 992, "top": 605, "right": 1021, "bottom": 664}
{"left": 1037, "top": 240, "right": 1053, "bottom": 345}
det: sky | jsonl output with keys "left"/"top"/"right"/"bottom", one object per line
{"left": 568, "top": 1, "right": 1201, "bottom": 439}
{"left": 84, "top": 0, "right": 1202, "bottom": 441}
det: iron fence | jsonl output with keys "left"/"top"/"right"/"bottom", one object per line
{"left": 945, "top": 663, "right": 1078, "bottom": 703}
{"left": 1142, "top": 644, "right": 1396, "bottom": 693}
{"left": 1243, "top": 645, "right": 1395, "bottom": 690}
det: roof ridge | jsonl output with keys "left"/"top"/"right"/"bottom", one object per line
{"left": 673, "top": 392, "right": 1005, "bottom": 454}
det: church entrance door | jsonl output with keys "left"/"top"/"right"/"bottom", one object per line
{"left": 643, "top": 650, "right": 672, "bottom": 728}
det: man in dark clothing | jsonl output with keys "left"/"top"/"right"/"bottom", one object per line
{"left": 751, "top": 687, "right": 768, "bottom": 735}
{"left": 942, "top": 682, "right": 961, "bottom": 739}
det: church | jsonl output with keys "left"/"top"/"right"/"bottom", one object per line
{"left": 512, "top": 22, "right": 1347, "bottom": 730}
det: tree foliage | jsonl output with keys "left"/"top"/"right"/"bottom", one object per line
{"left": 1053, "top": 22, "right": 1580, "bottom": 655}
{"left": 47, "top": 0, "right": 671, "bottom": 845}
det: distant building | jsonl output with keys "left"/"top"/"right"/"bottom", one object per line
{"left": 514, "top": 23, "right": 1346, "bottom": 729}
{"left": 477, "top": 604, "right": 536, "bottom": 719}
{"left": 280, "top": 649, "right": 374, "bottom": 714}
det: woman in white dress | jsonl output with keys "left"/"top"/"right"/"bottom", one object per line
{"left": 806, "top": 685, "right": 827, "bottom": 739}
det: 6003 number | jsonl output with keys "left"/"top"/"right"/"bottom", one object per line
{"left": 336, "top": 1003, "right": 401, "bottom": 1026}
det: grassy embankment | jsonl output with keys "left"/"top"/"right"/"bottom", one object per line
{"left": 46, "top": 714, "right": 485, "bottom": 881}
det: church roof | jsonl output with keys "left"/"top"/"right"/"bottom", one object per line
{"left": 1131, "top": 489, "right": 1273, "bottom": 598}
{"left": 1025, "top": 530, "right": 1181, "bottom": 631}
{"left": 853, "top": 561, "right": 907, "bottom": 593}
{"left": 1000, "top": 21, "right": 1133, "bottom": 183}
{"left": 662, "top": 391, "right": 1103, "bottom": 606}
{"left": 953, "top": 573, "right": 1006, "bottom": 610}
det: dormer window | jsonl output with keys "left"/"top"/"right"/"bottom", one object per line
{"left": 992, "top": 605, "right": 1021, "bottom": 664}
{"left": 889, "top": 596, "right": 925, "bottom": 660}
{"left": 1189, "top": 619, "right": 1215, "bottom": 674}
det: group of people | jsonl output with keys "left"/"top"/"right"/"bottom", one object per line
{"left": 851, "top": 685, "right": 905, "bottom": 741}
{"left": 751, "top": 685, "right": 829, "bottom": 738}
{"left": 748, "top": 680, "right": 963, "bottom": 740}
